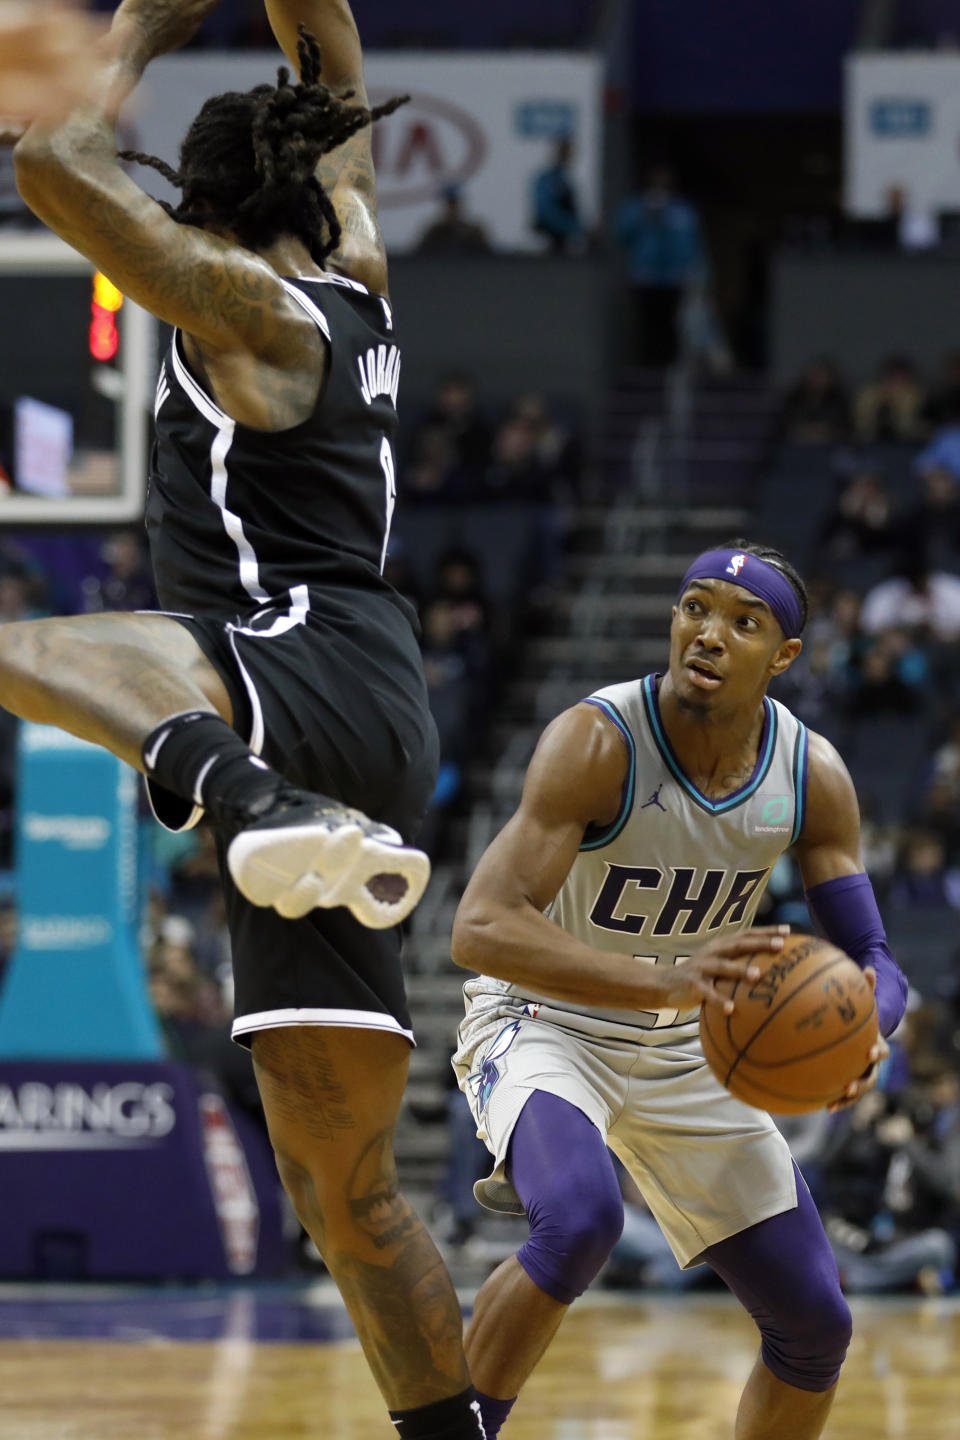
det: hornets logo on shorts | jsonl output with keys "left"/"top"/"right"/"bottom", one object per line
{"left": 467, "top": 1021, "right": 520, "bottom": 1111}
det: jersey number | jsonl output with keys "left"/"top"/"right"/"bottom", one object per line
{"left": 633, "top": 953, "right": 691, "bottom": 1029}
{"left": 379, "top": 437, "right": 397, "bottom": 574}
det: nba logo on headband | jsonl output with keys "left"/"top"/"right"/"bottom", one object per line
{"left": 678, "top": 547, "right": 805, "bottom": 639}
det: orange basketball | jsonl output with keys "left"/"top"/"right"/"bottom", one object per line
{"left": 699, "top": 933, "right": 879, "bottom": 1114}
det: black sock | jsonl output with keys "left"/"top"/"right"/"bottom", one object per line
{"left": 142, "top": 710, "right": 287, "bottom": 830}
{"left": 475, "top": 1393, "right": 516, "bottom": 1440}
{"left": 388, "top": 1386, "right": 486, "bottom": 1440}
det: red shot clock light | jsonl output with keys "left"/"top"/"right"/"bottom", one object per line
{"left": 90, "top": 272, "right": 124, "bottom": 362}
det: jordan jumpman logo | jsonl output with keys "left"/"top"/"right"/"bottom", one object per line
{"left": 641, "top": 784, "right": 667, "bottom": 812}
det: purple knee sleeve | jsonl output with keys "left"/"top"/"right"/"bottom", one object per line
{"left": 508, "top": 1091, "right": 624, "bottom": 1305}
{"left": 704, "top": 1165, "right": 851, "bottom": 1393}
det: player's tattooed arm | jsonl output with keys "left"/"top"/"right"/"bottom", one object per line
{"left": 264, "top": 0, "right": 390, "bottom": 293}
{"left": 12, "top": 0, "right": 316, "bottom": 363}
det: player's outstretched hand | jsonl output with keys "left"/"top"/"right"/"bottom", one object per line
{"left": 649, "top": 925, "right": 790, "bottom": 1014}
{"left": 0, "top": 2, "right": 106, "bottom": 119}
{"left": 826, "top": 966, "right": 889, "bottom": 1112}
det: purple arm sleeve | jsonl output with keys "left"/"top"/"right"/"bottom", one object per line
{"left": 804, "top": 873, "right": 907, "bottom": 1038}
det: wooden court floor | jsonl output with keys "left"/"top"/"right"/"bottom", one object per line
{"left": 0, "top": 1291, "right": 957, "bottom": 1439}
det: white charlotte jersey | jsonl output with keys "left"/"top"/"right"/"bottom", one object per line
{"left": 464, "top": 674, "right": 809, "bottom": 1047}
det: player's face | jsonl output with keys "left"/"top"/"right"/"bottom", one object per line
{"left": 668, "top": 579, "right": 800, "bottom": 713}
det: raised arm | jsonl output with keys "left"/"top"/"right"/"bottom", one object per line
{"left": 13, "top": 0, "right": 314, "bottom": 364}
{"left": 452, "top": 704, "right": 782, "bottom": 1012}
{"left": 264, "top": 0, "right": 389, "bottom": 294}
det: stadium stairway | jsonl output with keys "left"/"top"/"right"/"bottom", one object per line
{"left": 393, "top": 371, "right": 775, "bottom": 1256}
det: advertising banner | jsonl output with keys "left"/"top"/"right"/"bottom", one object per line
{"left": 846, "top": 55, "right": 960, "bottom": 216}
{"left": 0, "top": 724, "right": 161, "bottom": 1060}
{"left": 0, "top": 1060, "right": 284, "bottom": 1278}
{"left": 121, "top": 51, "right": 602, "bottom": 252}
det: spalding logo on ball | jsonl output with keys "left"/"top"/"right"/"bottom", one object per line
{"left": 699, "top": 934, "right": 879, "bottom": 1114}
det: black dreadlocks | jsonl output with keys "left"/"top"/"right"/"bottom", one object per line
{"left": 119, "top": 26, "right": 407, "bottom": 264}
{"left": 720, "top": 538, "right": 810, "bottom": 631}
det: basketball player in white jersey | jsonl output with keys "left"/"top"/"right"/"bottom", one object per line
{"left": 451, "top": 542, "right": 907, "bottom": 1440}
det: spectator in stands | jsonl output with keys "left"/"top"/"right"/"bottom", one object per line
{"left": 616, "top": 164, "right": 704, "bottom": 368}
{"left": 780, "top": 356, "right": 851, "bottom": 444}
{"left": 512, "top": 393, "right": 580, "bottom": 496}
{"left": 409, "top": 372, "right": 491, "bottom": 499}
{"left": 432, "top": 548, "right": 491, "bottom": 644}
{"left": 417, "top": 595, "right": 484, "bottom": 852}
{"left": 770, "top": 585, "right": 866, "bottom": 729}
{"left": 485, "top": 405, "right": 561, "bottom": 504}
{"left": 402, "top": 425, "right": 459, "bottom": 504}
{"left": 530, "top": 136, "right": 585, "bottom": 255}
{"left": 890, "top": 830, "right": 960, "bottom": 909}
{"left": 814, "top": 1084, "right": 957, "bottom": 1295}
{"left": 820, "top": 471, "right": 896, "bottom": 562}
{"left": 861, "top": 554, "right": 960, "bottom": 642}
{"left": 481, "top": 394, "right": 577, "bottom": 505}
{"left": 854, "top": 355, "right": 928, "bottom": 444}
{"left": 846, "top": 627, "right": 929, "bottom": 718}
{"left": 858, "top": 802, "right": 900, "bottom": 901}
{"left": 414, "top": 186, "right": 492, "bottom": 256}
{"left": 421, "top": 597, "right": 475, "bottom": 767}
{"left": 912, "top": 776, "right": 960, "bottom": 867}
{"left": 902, "top": 464, "right": 960, "bottom": 569}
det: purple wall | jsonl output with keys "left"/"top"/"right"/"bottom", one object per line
{"left": 630, "top": 0, "right": 861, "bottom": 112}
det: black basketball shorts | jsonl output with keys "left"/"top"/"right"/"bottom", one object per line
{"left": 145, "top": 590, "right": 439, "bottom": 1049}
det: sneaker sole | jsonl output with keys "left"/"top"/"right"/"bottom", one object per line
{"left": 226, "top": 820, "right": 430, "bottom": 929}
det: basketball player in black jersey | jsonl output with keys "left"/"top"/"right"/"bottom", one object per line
{"left": 8, "top": 2, "right": 485, "bottom": 1436}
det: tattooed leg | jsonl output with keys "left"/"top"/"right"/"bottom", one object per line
{"left": 0, "top": 612, "right": 232, "bottom": 768}
{"left": 252, "top": 1025, "right": 472, "bottom": 1411}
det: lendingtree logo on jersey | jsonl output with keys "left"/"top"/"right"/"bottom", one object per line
{"left": 0, "top": 1081, "right": 176, "bottom": 1149}
{"left": 752, "top": 794, "right": 792, "bottom": 835}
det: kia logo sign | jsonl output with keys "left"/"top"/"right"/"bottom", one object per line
{"left": 368, "top": 90, "right": 487, "bottom": 208}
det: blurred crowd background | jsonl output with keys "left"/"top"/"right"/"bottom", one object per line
{"left": 1, "top": 0, "right": 959, "bottom": 1292}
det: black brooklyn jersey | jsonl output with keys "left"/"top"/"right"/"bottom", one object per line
{"left": 146, "top": 273, "right": 404, "bottom": 620}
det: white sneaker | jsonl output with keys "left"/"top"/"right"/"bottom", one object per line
{"left": 226, "top": 793, "right": 430, "bottom": 929}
